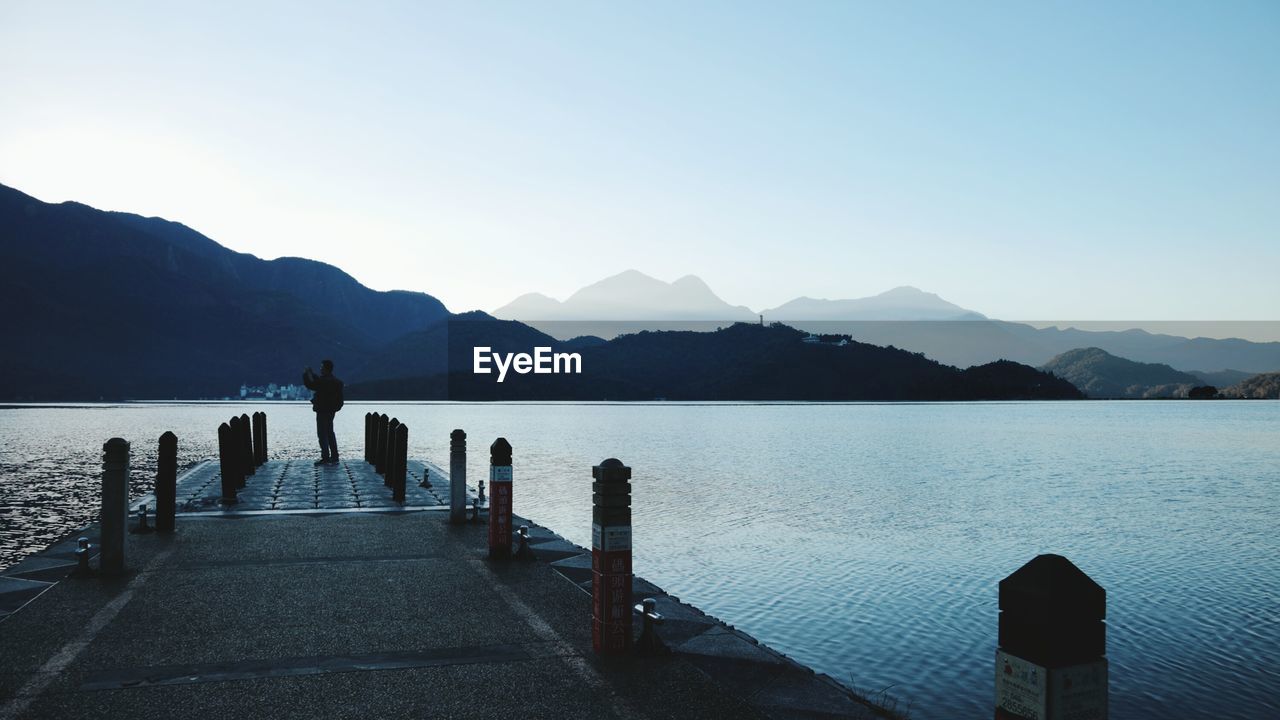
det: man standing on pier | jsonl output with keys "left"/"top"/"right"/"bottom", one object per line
{"left": 303, "top": 359, "right": 344, "bottom": 465}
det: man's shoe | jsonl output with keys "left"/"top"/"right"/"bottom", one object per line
{"left": 325, "top": 457, "right": 341, "bottom": 465}
{"left": 314, "top": 458, "right": 330, "bottom": 466}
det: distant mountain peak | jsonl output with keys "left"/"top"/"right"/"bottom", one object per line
{"left": 493, "top": 270, "right": 754, "bottom": 321}
{"left": 763, "top": 286, "right": 983, "bottom": 321}
{"left": 1041, "top": 346, "right": 1203, "bottom": 398}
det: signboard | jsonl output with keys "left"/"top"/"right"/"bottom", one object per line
{"left": 1048, "top": 658, "right": 1107, "bottom": 720}
{"left": 488, "top": 465, "right": 513, "bottom": 555}
{"left": 995, "top": 650, "right": 1107, "bottom": 720}
{"left": 592, "top": 523, "right": 632, "bottom": 552}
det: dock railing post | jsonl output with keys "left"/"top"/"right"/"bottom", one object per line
{"left": 996, "top": 554, "right": 1108, "bottom": 719}
{"left": 392, "top": 423, "right": 408, "bottom": 503}
{"left": 155, "top": 431, "right": 177, "bottom": 533}
{"left": 217, "top": 422, "right": 239, "bottom": 504}
{"left": 261, "top": 411, "right": 268, "bottom": 463}
{"left": 488, "top": 438, "right": 513, "bottom": 559}
{"left": 100, "top": 438, "right": 130, "bottom": 575}
{"left": 449, "top": 429, "right": 467, "bottom": 524}
{"left": 591, "top": 458, "right": 632, "bottom": 655}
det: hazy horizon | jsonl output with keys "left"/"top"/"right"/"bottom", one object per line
{"left": 2, "top": 2, "right": 1277, "bottom": 321}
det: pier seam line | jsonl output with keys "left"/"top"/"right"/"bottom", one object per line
{"left": 0, "top": 545, "right": 176, "bottom": 720}
{"left": 458, "top": 552, "right": 645, "bottom": 720}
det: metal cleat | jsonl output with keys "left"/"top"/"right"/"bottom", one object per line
{"left": 634, "top": 598, "right": 669, "bottom": 657}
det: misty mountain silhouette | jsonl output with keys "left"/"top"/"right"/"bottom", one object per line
{"left": 493, "top": 272, "right": 1280, "bottom": 374}
{"left": 763, "top": 286, "right": 986, "bottom": 320}
{"left": 494, "top": 270, "right": 757, "bottom": 321}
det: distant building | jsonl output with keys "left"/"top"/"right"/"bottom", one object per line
{"left": 234, "top": 382, "right": 312, "bottom": 401}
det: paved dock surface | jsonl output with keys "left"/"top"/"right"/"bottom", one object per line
{"left": 0, "top": 460, "right": 890, "bottom": 720}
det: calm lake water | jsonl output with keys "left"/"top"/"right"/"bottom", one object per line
{"left": 1, "top": 401, "right": 1276, "bottom": 718}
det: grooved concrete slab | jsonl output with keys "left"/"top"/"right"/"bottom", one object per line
{"left": 1, "top": 458, "right": 894, "bottom": 720}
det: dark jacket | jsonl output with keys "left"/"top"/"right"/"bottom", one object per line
{"left": 303, "top": 370, "right": 344, "bottom": 414}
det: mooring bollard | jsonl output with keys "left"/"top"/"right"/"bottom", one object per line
{"left": 420, "top": 467, "right": 432, "bottom": 488}
{"left": 374, "top": 414, "right": 389, "bottom": 474}
{"left": 364, "top": 412, "right": 373, "bottom": 463}
{"left": 100, "top": 438, "right": 130, "bottom": 575}
{"left": 251, "top": 411, "right": 267, "bottom": 466}
{"left": 488, "top": 438, "right": 513, "bottom": 559}
{"left": 155, "top": 431, "right": 177, "bottom": 533}
{"left": 217, "top": 422, "right": 239, "bottom": 503}
{"left": 238, "top": 413, "right": 254, "bottom": 478}
{"left": 384, "top": 418, "right": 401, "bottom": 486}
{"left": 392, "top": 423, "right": 409, "bottom": 503}
{"left": 634, "top": 598, "right": 669, "bottom": 656}
{"left": 996, "top": 554, "right": 1107, "bottom": 720}
{"left": 228, "top": 416, "right": 247, "bottom": 487}
{"left": 130, "top": 504, "right": 154, "bottom": 534}
{"left": 515, "top": 525, "right": 536, "bottom": 561}
{"left": 74, "top": 537, "right": 92, "bottom": 576}
{"left": 592, "top": 458, "right": 633, "bottom": 655}
{"left": 450, "top": 429, "right": 467, "bottom": 524}
{"left": 251, "top": 412, "right": 262, "bottom": 466}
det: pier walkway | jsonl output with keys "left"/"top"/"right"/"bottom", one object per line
{"left": 0, "top": 460, "right": 889, "bottom": 720}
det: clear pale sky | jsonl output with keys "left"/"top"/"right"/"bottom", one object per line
{"left": 2, "top": 1, "right": 1277, "bottom": 321}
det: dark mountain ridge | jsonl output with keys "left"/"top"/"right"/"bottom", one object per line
{"left": 352, "top": 322, "right": 1084, "bottom": 401}
{"left": 1040, "top": 347, "right": 1204, "bottom": 399}
{"left": 0, "top": 183, "right": 449, "bottom": 399}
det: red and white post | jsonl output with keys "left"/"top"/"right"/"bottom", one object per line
{"left": 488, "top": 438, "right": 513, "bottom": 559}
{"left": 591, "top": 458, "right": 632, "bottom": 655}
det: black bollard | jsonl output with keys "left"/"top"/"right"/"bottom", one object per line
{"left": 228, "top": 416, "right": 246, "bottom": 487}
{"left": 238, "top": 413, "right": 254, "bottom": 478}
{"left": 488, "top": 438, "right": 513, "bottom": 560}
{"left": 155, "top": 431, "right": 177, "bottom": 533}
{"left": 450, "top": 429, "right": 467, "bottom": 524}
{"left": 364, "top": 412, "right": 372, "bottom": 463}
{"left": 374, "top": 414, "right": 389, "bottom": 474}
{"left": 420, "top": 467, "right": 432, "bottom": 489}
{"left": 253, "top": 412, "right": 268, "bottom": 466}
{"left": 392, "top": 423, "right": 408, "bottom": 503}
{"left": 100, "top": 438, "right": 130, "bottom": 575}
{"left": 217, "top": 422, "right": 239, "bottom": 504}
{"left": 592, "top": 458, "right": 633, "bottom": 655}
{"left": 384, "top": 418, "right": 401, "bottom": 485}
{"left": 251, "top": 412, "right": 262, "bottom": 466}
{"left": 996, "top": 554, "right": 1108, "bottom": 719}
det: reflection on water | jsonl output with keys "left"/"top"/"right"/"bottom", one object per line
{"left": 1, "top": 400, "right": 1276, "bottom": 719}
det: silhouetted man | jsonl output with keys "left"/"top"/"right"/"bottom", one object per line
{"left": 303, "top": 359, "right": 344, "bottom": 465}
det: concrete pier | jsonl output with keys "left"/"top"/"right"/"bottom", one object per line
{"left": 0, "top": 457, "right": 895, "bottom": 720}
